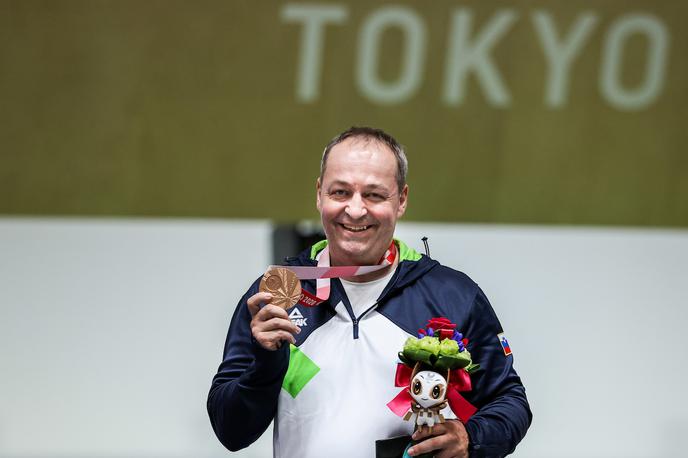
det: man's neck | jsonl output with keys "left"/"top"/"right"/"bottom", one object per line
{"left": 342, "top": 260, "right": 397, "bottom": 283}
{"left": 328, "top": 242, "right": 398, "bottom": 283}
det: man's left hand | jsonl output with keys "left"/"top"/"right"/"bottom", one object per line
{"left": 407, "top": 420, "right": 469, "bottom": 458}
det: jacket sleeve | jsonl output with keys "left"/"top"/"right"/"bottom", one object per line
{"left": 207, "top": 279, "right": 290, "bottom": 451}
{"left": 463, "top": 287, "right": 532, "bottom": 457}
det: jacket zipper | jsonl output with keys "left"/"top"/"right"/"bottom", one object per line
{"left": 350, "top": 268, "right": 402, "bottom": 339}
{"left": 352, "top": 302, "right": 379, "bottom": 339}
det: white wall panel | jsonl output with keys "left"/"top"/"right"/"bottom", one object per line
{"left": 0, "top": 218, "right": 273, "bottom": 457}
{"left": 1, "top": 219, "right": 687, "bottom": 457}
{"left": 395, "top": 223, "right": 688, "bottom": 458}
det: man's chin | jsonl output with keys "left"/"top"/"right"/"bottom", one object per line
{"left": 330, "top": 241, "right": 374, "bottom": 265}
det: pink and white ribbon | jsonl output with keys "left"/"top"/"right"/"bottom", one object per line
{"left": 268, "top": 241, "right": 397, "bottom": 307}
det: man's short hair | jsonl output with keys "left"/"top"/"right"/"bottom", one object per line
{"left": 320, "top": 126, "right": 408, "bottom": 192}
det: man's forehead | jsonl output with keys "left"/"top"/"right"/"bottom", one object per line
{"left": 331, "top": 135, "right": 394, "bottom": 157}
{"left": 322, "top": 156, "right": 397, "bottom": 189}
{"left": 327, "top": 137, "right": 396, "bottom": 168}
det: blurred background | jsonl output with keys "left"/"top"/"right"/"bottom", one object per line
{"left": 1, "top": 1, "right": 686, "bottom": 457}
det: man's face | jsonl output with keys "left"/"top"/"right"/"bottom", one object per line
{"left": 316, "top": 137, "right": 408, "bottom": 266}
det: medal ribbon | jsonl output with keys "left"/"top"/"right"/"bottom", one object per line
{"left": 269, "top": 241, "right": 397, "bottom": 307}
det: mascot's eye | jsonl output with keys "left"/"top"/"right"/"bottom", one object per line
{"left": 413, "top": 380, "right": 422, "bottom": 395}
{"left": 432, "top": 384, "right": 442, "bottom": 399}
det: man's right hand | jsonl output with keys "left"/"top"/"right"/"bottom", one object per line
{"left": 247, "top": 292, "right": 301, "bottom": 351}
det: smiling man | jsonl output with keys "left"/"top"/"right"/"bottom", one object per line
{"left": 317, "top": 131, "right": 408, "bottom": 273}
{"left": 208, "top": 127, "right": 532, "bottom": 458}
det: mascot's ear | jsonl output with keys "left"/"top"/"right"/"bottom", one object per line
{"left": 410, "top": 361, "right": 422, "bottom": 380}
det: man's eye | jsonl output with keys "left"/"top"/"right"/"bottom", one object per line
{"left": 365, "top": 193, "right": 385, "bottom": 201}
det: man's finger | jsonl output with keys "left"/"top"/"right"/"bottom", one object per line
{"left": 412, "top": 423, "right": 446, "bottom": 441}
{"left": 409, "top": 421, "right": 468, "bottom": 458}
{"left": 254, "top": 303, "right": 291, "bottom": 323}
{"left": 407, "top": 434, "right": 446, "bottom": 457}
{"left": 275, "top": 330, "right": 297, "bottom": 345}
{"left": 256, "top": 330, "right": 296, "bottom": 349}
{"left": 256, "top": 316, "right": 301, "bottom": 335}
{"left": 246, "top": 292, "right": 273, "bottom": 317}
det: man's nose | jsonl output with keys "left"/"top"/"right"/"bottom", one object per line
{"left": 345, "top": 194, "right": 367, "bottom": 219}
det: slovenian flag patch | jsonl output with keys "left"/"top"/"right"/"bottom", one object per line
{"left": 497, "top": 332, "right": 512, "bottom": 356}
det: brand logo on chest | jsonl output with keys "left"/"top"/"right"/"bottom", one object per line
{"left": 289, "top": 307, "right": 308, "bottom": 327}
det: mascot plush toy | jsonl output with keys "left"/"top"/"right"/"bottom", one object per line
{"left": 386, "top": 317, "right": 481, "bottom": 456}
{"left": 404, "top": 370, "right": 448, "bottom": 429}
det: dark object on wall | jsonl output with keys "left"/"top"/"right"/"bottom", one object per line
{"left": 272, "top": 222, "right": 325, "bottom": 264}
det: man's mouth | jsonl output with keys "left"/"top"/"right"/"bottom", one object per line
{"left": 339, "top": 223, "right": 372, "bottom": 233}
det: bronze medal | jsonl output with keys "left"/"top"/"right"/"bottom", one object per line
{"left": 259, "top": 267, "right": 301, "bottom": 309}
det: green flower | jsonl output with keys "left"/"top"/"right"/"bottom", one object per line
{"left": 402, "top": 336, "right": 438, "bottom": 364}
{"left": 403, "top": 337, "right": 420, "bottom": 352}
{"left": 439, "top": 338, "right": 459, "bottom": 356}
{"left": 418, "top": 336, "right": 440, "bottom": 355}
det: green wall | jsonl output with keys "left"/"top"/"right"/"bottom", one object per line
{"left": 1, "top": 0, "right": 686, "bottom": 226}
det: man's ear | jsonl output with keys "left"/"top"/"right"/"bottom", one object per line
{"left": 397, "top": 184, "right": 408, "bottom": 218}
{"left": 316, "top": 177, "right": 322, "bottom": 212}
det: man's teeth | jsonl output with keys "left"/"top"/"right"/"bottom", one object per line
{"left": 342, "top": 224, "right": 370, "bottom": 232}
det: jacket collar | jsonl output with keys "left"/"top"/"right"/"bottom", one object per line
{"left": 288, "top": 238, "right": 438, "bottom": 297}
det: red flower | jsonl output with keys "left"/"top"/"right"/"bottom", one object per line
{"left": 439, "top": 329, "right": 454, "bottom": 340}
{"left": 427, "top": 317, "right": 457, "bottom": 331}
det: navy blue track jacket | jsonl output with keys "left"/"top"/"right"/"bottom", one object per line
{"left": 208, "top": 240, "right": 532, "bottom": 457}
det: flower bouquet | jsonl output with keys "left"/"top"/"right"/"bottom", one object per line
{"left": 387, "top": 317, "right": 480, "bottom": 430}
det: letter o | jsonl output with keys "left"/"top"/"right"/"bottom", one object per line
{"left": 600, "top": 13, "right": 669, "bottom": 110}
{"left": 356, "top": 6, "right": 426, "bottom": 104}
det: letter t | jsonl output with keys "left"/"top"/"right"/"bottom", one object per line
{"left": 281, "top": 4, "right": 348, "bottom": 103}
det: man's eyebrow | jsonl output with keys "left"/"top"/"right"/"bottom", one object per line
{"left": 326, "top": 180, "right": 393, "bottom": 193}
{"left": 327, "top": 180, "right": 351, "bottom": 188}
{"left": 364, "top": 184, "right": 389, "bottom": 191}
